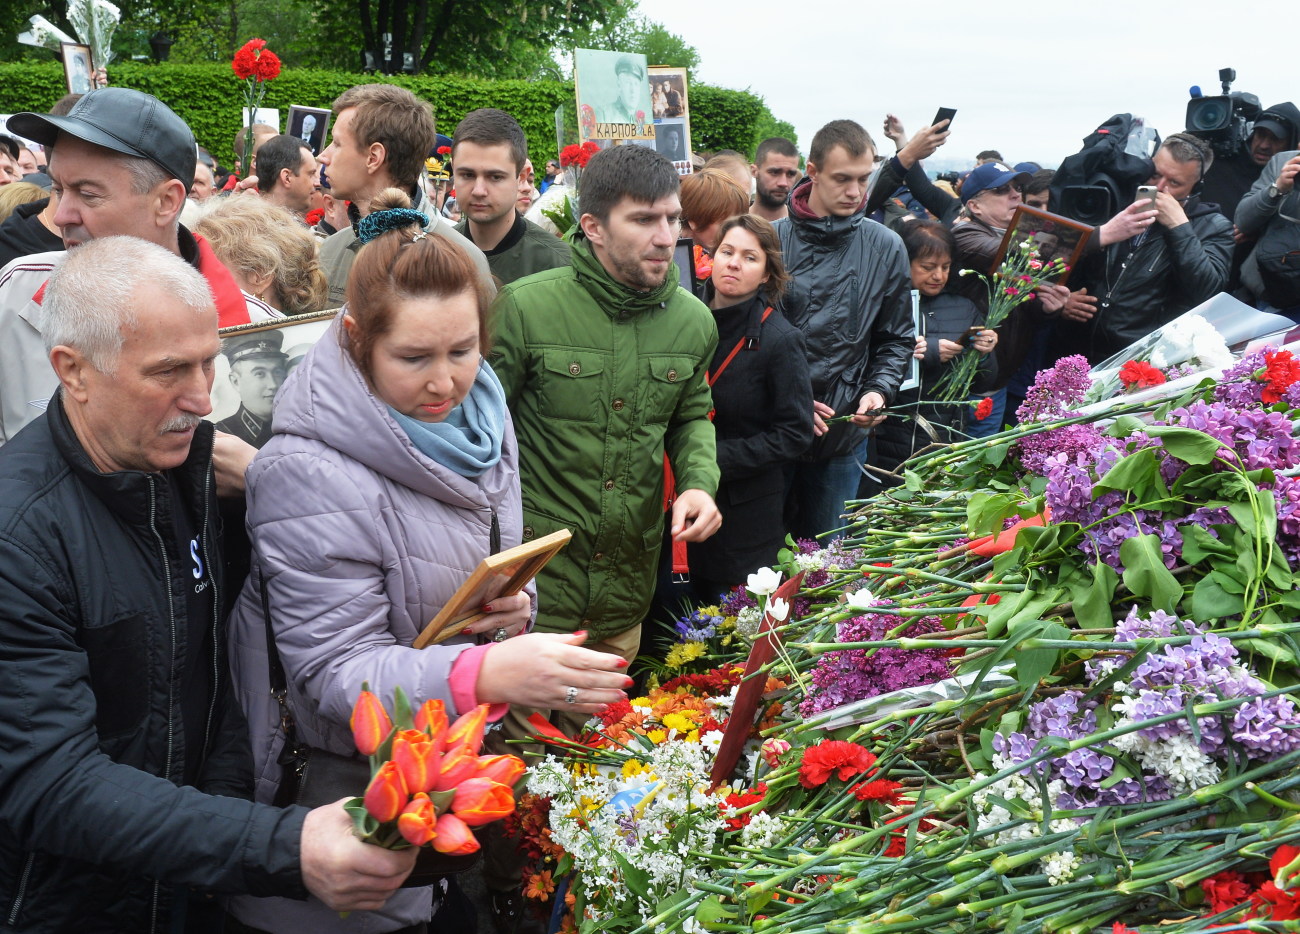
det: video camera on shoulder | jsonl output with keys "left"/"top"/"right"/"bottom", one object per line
{"left": 1185, "top": 67, "right": 1261, "bottom": 158}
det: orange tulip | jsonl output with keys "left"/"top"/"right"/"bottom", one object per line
{"left": 414, "top": 698, "right": 449, "bottom": 750}
{"left": 432, "top": 812, "right": 480, "bottom": 855}
{"left": 350, "top": 689, "right": 393, "bottom": 757}
{"left": 392, "top": 728, "right": 440, "bottom": 793}
{"left": 445, "top": 704, "right": 490, "bottom": 756}
{"left": 398, "top": 792, "right": 437, "bottom": 846}
{"left": 451, "top": 777, "right": 515, "bottom": 826}
{"left": 433, "top": 743, "right": 480, "bottom": 792}
{"left": 474, "top": 754, "right": 525, "bottom": 787}
{"left": 363, "top": 760, "right": 408, "bottom": 823}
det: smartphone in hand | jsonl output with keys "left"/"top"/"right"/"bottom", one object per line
{"left": 932, "top": 107, "right": 957, "bottom": 129}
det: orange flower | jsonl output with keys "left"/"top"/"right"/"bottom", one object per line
{"left": 524, "top": 870, "right": 555, "bottom": 900}
{"left": 433, "top": 743, "right": 480, "bottom": 791}
{"left": 446, "top": 705, "right": 490, "bottom": 755}
{"left": 451, "top": 778, "right": 515, "bottom": 826}
{"left": 432, "top": 813, "right": 480, "bottom": 855}
{"left": 363, "top": 760, "right": 408, "bottom": 823}
{"left": 350, "top": 688, "right": 393, "bottom": 757}
{"left": 414, "top": 698, "right": 449, "bottom": 750}
{"left": 397, "top": 792, "right": 437, "bottom": 846}
{"left": 392, "top": 728, "right": 440, "bottom": 793}
{"left": 474, "top": 753, "right": 525, "bottom": 787}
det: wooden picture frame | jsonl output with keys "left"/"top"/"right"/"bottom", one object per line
{"left": 61, "top": 42, "right": 94, "bottom": 95}
{"left": 413, "top": 529, "right": 573, "bottom": 648}
{"left": 992, "top": 205, "right": 1092, "bottom": 286}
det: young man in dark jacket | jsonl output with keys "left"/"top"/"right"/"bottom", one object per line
{"left": 773, "top": 119, "right": 915, "bottom": 539}
{"left": 0, "top": 237, "right": 415, "bottom": 933}
{"left": 1059, "top": 133, "right": 1234, "bottom": 363}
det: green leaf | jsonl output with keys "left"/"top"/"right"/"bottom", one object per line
{"left": 1140, "top": 426, "right": 1225, "bottom": 465}
{"left": 1070, "top": 560, "right": 1119, "bottom": 629}
{"left": 1228, "top": 501, "right": 1258, "bottom": 535}
{"left": 1012, "top": 620, "right": 1069, "bottom": 689}
{"left": 902, "top": 469, "right": 924, "bottom": 492}
{"left": 1240, "top": 636, "right": 1298, "bottom": 666}
{"left": 612, "top": 852, "right": 651, "bottom": 902}
{"left": 696, "top": 896, "right": 737, "bottom": 927}
{"left": 1191, "top": 573, "right": 1245, "bottom": 620}
{"left": 1119, "top": 534, "right": 1182, "bottom": 611}
{"left": 745, "top": 887, "right": 774, "bottom": 917}
{"left": 1106, "top": 415, "right": 1147, "bottom": 438}
{"left": 393, "top": 684, "right": 414, "bottom": 731}
{"left": 1179, "top": 524, "right": 1235, "bottom": 565}
{"left": 967, "top": 490, "right": 1018, "bottom": 539}
{"left": 1095, "top": 447, "right": 1164, "bottom": 500}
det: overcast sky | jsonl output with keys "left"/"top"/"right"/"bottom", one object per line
{"left": 645, "top": 0, "right": 1295, "bottom": 169}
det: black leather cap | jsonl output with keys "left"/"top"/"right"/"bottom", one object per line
{"left": 9, "top": 87, "right": 196, "bottom": 184}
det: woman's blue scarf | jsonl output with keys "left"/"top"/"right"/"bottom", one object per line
{"left": 388, "top": 360, "right": 506, "bottom": 477}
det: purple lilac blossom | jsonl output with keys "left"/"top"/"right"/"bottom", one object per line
{"left": 1274, "top": 475, "right": 1300, "bottom": 568}
{"left": 1213, "top": 350, "right": 1269, "bottom": 408}
{"left": 798, "top": 612, "right": 951, "bottom": 717}
{"left": 1018, "top": 423, "right": 1108, "bottom": 476}
{"left": 1166, "top": 400, "right": 1300, "bottom": 471}
{"left": 1017, "top": 355, "right": 1093, "bottom": 423}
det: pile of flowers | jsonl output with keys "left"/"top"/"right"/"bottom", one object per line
{"left": 523, "top": 665, "right": 786, "bottom": 931}
{"left": 974, "top": 607, "right": 1300, "bottom": 885}
{"left": 519, "top": 327, "right": 1300, "bottom": 934}
{"left": 346, "top": 684, "right": 523, "bottom": 854}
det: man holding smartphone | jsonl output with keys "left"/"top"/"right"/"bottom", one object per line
{"left": 1058, "top": 132, "right": 1234, "bottom": 362}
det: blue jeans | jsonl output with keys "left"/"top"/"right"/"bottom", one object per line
{"left": 965, "top": 388, "right": 1006, "bottom": 439}
{"left": 786, "top": 437, "right": 869, "bottom": 542}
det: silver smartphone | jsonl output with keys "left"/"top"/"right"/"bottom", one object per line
{"left": 1134, "top": 185, "right": 1158, "bottom": 208}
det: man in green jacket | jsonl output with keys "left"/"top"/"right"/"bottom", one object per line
{"left": 451, "top": 108, "right": 570, "bottom": 284}
{"left": 492, "top": 143, "right": 721, "bottom": 669}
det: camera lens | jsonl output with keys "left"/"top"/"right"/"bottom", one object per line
{"left": 1188, "top": 98, "right": 1231, "bottom": 131}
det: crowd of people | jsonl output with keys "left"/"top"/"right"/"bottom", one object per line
{"left": 0, "top": 73, "right": 1297, "bottom": 934}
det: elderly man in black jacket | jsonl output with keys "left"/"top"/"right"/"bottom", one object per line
{"left": 0, "top": 236, "right": 414, "bottom": 933}
{"left": 774, "top": 119, "right": 914, "bottom": 540}
{"left": 1059, "top": 133, "right": 1235, "bottom": 363}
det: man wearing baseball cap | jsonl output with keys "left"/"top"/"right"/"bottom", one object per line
{"left": 952, "top": 162, "right": 1069, "bottom": 430}
{"left": 0, "top": 87, "right": 273, "bottom": 447}
{"left": 1202, "top": 102, "right": 1300, "bottom": 220}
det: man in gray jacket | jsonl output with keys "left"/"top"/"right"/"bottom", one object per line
{"left": 1236, "top": 148, "right": 1300, "bottom": 312}
{"left": 774, "top": 119, "right": 914, "bottom": 539}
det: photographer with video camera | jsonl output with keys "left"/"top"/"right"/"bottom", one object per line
{"left": 1058, "top": 133, "right": 1234, "bottom": 363}
{"left": 1236, "top": 148, "right": 1300, "bottom": 315}
{"left": 1201, "top": 104, "right": 1299, "bottom": 219}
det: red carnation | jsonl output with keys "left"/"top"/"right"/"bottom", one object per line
{"left": 437, "top": 146, "right": 452, "bottom": 156}
{"left": 797, "top": 740, "right": 875, "bottom": 789}
{"left": 850, "top": 779, "right": 902, "bottom": 804}
{"left": 305, "top": 208, "right": 324, "bottom": 226}
{"left": 1117, "top": 359, "right": 1166, "bottom": 391}
{"left": 720, "top": 783, "right": 767, "bottom": 831}
{"left": 1201, "top": 871, "right": 1255, "bottom": 915}
{"left": 1261, "top": 350, "right": 1300, "bottom": 404}
{"left": 232, "top": 38, "right": 280, "bottom": 82}
{"left": 974, "top": 397, "right": 994, "bottom": 421}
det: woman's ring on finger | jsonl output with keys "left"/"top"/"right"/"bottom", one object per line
{"left": 492, "top": 627, "right": 508, "bottom": 642}
{"left": 565, "top": 686, "right": 579, "bottom": 705}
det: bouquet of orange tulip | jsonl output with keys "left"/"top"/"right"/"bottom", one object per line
{"left": 347, "top": 682, "right": 524, "bottom": 854}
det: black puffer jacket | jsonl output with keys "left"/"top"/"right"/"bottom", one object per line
{"left": 0, "top": 399, "right": 307, "bottom": 933}
{"left": 1063, "top": 195, "right": 1234, "bottom": 362}
{"left": 774, "top": 177, "right": 915, "bottom": 459}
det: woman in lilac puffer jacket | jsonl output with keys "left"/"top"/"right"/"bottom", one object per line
{"left": 226, "top": 191, "right": 631, "bottom": 934}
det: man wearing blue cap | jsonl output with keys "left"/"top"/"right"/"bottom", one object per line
{"left": 0, "top": 87, "right": 274, "bottom": 447}
{"left": 953, "top": 163, "right": 1070, "bottom": 428}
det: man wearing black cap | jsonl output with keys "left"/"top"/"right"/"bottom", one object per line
{"left": 0, "top": 87, "right": 276, "bottom": 446}
{"left": 1202, "top": 103, "right": 1300, "bottom": 220}
{"left": 217, "top": 330, "right": 290, "bottom": 447}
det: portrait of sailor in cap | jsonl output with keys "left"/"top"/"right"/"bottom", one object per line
{"left": 216, "top": 329, "right": 289, "bottom": 448}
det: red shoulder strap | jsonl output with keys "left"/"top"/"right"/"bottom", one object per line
{"left": 707, "top": 306, "right": 773, "bottom": 389}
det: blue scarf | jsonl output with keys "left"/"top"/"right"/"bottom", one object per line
{"left": 387, "top": 360, "right": 506, "bottom": 477}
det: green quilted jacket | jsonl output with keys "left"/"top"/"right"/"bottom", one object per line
{"left": 491, "top": 236, "right": 719, "bottom": 640}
